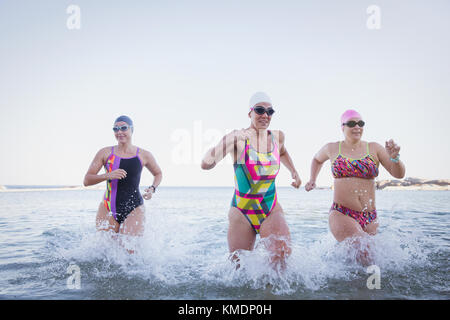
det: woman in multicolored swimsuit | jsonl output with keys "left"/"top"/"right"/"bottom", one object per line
{"left": 305, "top": 109, "right": 405, "bottom": 264}
{"left": 201, "top": 92, "right": 301, "bottom": 269}
{"left": 83, "top": 115, "right": 162, "bottom": 237}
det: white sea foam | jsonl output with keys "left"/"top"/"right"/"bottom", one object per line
{"left": 43, "top": 204, "right": 434, "bottom": 297}
{"left": 2, "top": 188, "right": 447, "bottom": 299}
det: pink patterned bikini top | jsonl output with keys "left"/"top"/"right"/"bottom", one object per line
{"left": 331, "top": 141, "right": 379, "bottom": 179}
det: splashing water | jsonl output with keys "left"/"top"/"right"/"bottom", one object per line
{"left": 0, "top": 188, "right": 448, "bottom": 299}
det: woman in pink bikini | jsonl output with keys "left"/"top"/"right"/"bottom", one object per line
{"left": 305, "top": 109, "right": 405, "bottom": 263}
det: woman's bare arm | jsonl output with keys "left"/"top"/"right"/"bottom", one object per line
{"left": 83, "top": 147, "right": 127, "bottom": 186}
{"left": 201, "top": 129, "right": 250, "bottom": 170}
{"left": 278, "top": 130, "right": 301, "bottom": 188}
{"left": 373, "top": 141, "right": 405, "bottom": 179}
{"left": 305, "top": 143, "right": 331, "bottom": 191}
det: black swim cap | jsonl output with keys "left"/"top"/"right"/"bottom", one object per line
{"left": 114, "top": 115, "right": 133, "bottom": 126}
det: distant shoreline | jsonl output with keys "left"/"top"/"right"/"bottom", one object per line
{"left": 376, "top": 177, "right": 450, "bottom": 191}
{"left": 0, "top": 185, "right": 104, "bottom": 192}
{"left": 0, "top": 185, "right": 327, "bottom": 192}
{"left": 1, "top": 178, "right": 449, "bottom": 192}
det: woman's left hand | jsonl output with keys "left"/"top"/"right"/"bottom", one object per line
{"left": 385, "top": 139, "right": 400, "bottom": 159}
{"left": 143, "top": 187, "right": 154, "bottom": 200}
{"left": 291, "top": 171, "right": 302, "bottom": 189}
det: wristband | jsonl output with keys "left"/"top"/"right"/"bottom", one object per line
{"left": 149, "top": 185, "right": 156, "bottom": 193}
{"left": 390, "top": 154, "right": 400, "bottom": 163}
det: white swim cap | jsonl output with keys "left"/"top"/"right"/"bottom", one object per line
{"left": 249, "top": 92, "right": 272, "bottom": 109}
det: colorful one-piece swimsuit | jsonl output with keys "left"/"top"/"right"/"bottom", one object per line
{"left": 231, "top": 131, "right": 280, "bottom": 234}
{"left": 103, "top": 146, "right": 144, "bottom": 224}
{"left": 331, "top": 141, "right": 379, "bottom": 229}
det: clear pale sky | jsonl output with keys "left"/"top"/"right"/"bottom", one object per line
{"left": 0, "top": 0, "right": 449, "bottom": 187}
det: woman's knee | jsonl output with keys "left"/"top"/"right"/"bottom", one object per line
{"left": 265, "top": 235, "right": 292, "bottom": 257}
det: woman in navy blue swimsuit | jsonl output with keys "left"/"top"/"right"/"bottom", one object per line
{"left": 84, "top": 115, "right": 162, "bottom": 237}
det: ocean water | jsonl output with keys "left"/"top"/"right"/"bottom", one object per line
{"left": 0, "top": 187, "right": 448, "bottom": 300}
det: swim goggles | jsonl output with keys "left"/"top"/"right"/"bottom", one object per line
{"left": 113, "top": 125, "right": 132, "bottom": 132}
{"left": 251, "top": 106, "right": 275, "bottom": 116}
{"left": 342, "top": 120, "right": 365, "bottom": 128}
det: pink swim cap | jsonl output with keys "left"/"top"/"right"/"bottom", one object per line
{"left": 341, "top": 109, "right": 362, "bottom": 126}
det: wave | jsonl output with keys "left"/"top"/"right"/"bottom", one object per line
{"left": 39, "top": 208, "right": 440, "bottom": 299}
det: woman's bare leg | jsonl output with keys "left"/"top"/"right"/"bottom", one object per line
{"left": 95, "top": 202, "right": 119, "bottom": 233}
{"left": 227, "top": 207, "right": 256, "bottom": 267}
{"left": 120, "top": 205, "right": 146, "bottom": 237}
{"left": 119, "top": 205, "right": 146, "bottom": 254}
{"left": 364, "top": 219, "right": 379, "bottom": 235}
{"left": 259, "top": 203, "right": 292, "bottom": 270}
{"left": 329, "top": 210, "right": 375, "bottom": 266}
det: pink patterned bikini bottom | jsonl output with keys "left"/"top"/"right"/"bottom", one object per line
{"left": 331, "top": 202, "right": 377, "bottom": 229}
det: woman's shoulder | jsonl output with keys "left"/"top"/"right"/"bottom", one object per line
{"left": 97, "top": 146, "right": 114, "bottom": 157}
{"left": 136, "top": 147, "right": 155, "bottom": 160}
{"left": 103, "top": 146, "right": 114, "bottom": 152}
{"left": 368, "top": 141, "right": 382, "bottom": 146}
{"left": 270, "top": 129, "right": 283, "bottom": 140}
{"left": 136, "top": 146, "right": 148, "bottom": 154}
{"left": 90, "top": 146, "right": 113, "bottom": 165}
{"left": 313, "top": 141, "right": 339, "bottom": 162}
{"left": 325, "top": 141, "right": 340, "bottom": 151}
{"left": 368, "top": 141, "right": 383, "bottom": 150}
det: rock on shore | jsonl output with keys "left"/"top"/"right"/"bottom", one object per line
{"left": 376, "top": 177, "right": 450, "bottom": 190}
